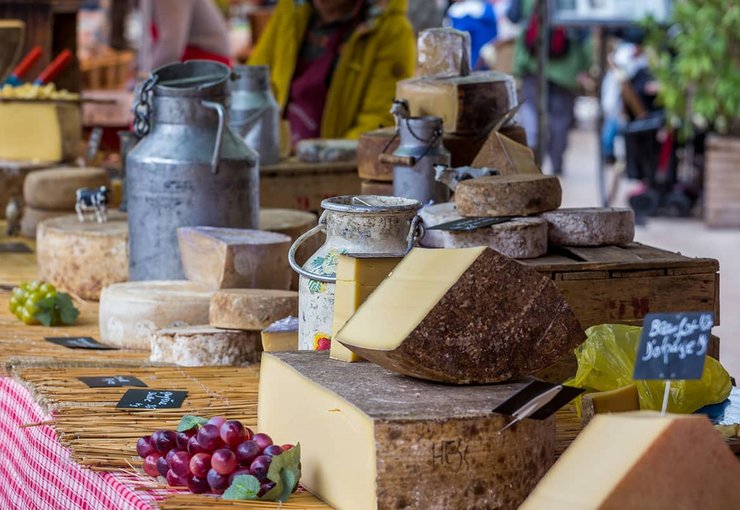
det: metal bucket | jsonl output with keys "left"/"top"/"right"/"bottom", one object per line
{"left": 288, "top": 195, "right": 422, "bottom": 350}
{"left": 126, "top": 60, "right": 259, "bottom": 280}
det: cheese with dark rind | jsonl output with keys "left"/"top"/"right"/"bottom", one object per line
{"left": 177, "top": 227, "right": 292, "bottom": 290}
{"left": 455, "top": 174, "right": 562, "bottom": 217}
{"left": 336, "top": 247, "right": 585, "bottom": 384}
{"left": 520, "top": 412, "right": 740, "bottom": 510}
{"left": 23, "top": 166, "right": 109, "bottom": 209}
{"left": 36, "top": 212, "right": 128, "bottom": 300}
{"left": 416, "top": 27, "right": 471, "bottom": 78}
{"left": 419, "top": 202, "right": 547, "bottom": 258}
{"left": 258, "top": 351, "right": 555, "bottom": 510}
{"left": 541, "top": 207, "right": 635, "bottom": 246}
{"left": 150, "top": 325, "right": 261, "bottom": 366}
{"left": 258, "top": 208, "right": 318, "bottom": 290}
{"left": 209, "top": 288, "right": 298, "bottom": 331}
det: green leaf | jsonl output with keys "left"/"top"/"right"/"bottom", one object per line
{"left": 261, "top": 443, "right": 301, "bottom": 502}
{"left": 34, "top": 296, "right": 56, "bottom": 327}
{"left": 177, "top": 415, "right": 207, "bottom": 432}
{"left": 56, "top": 292, "right": 80, "bottom": 325}
{"left": 223, "top": 474, "right": 260, "bottom": 500}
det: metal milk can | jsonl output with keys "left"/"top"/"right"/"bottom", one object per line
{"left": 288, "top": 195, "right": 422, "bottom": 350}
{"left": 381, "top": 115, "right": 451, "bottom": 205}
{"left": 229, "top": 65, "right": 280, "bottom": 166}
{"left": 127, "top": 60, "right": 259, "bottom": 281}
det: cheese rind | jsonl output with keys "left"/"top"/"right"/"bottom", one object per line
{"left": 455, "top": 174, "right": 562, "bottom": 217}
{"left": 36, "top": 212, "right": 128, "bottom": 300}
{"left": 471, "top": 131, "right": 540, "bottom": 175}
{"left": 177, "top": 227, "right": 292, "bottom": 290}
{"left": 150, "top": 325, "right": 260, "bottom": 366}
{"left": 209, "top": 289, "right": 298, "bottom": 331}
{"left": 520, "top": 412, "right": 740, "bottom": 510}
{"left": 23, "top": 166, "right": 109, "bottom": 209}
{"left": 336, "top": 247, "right": 585, "bottom": 384}
{"left": 419, "top": 202, "right": 547, "bottom": 258}
{"left": 258, "top": 352, "right": 555, "bottom": 510}
{"left": 416, "top": 27, "right": 471, "bottom": 78}
{"left": 99, "top": 281, "right": 214, "bottom": 350}
{"left": 541, "top": 207, "right": 635, "bottom": 246}
{"left": 261, "top": 316, "right": 299, "bottom": 352}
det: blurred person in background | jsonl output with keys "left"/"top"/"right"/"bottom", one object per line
{"left": 140, "top": 0, "right": 231, "bottom": 71}
{"left": 250, "top": 0, "right": 415, "bottom": 145}
{"left": 508, "top": 0, "right": 591, "bottom": 176}
{"left": 445, "top": 0, "right": 498, "bottom": 70}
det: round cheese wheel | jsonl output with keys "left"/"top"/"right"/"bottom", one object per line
{"left": 209, "top": 288, "right": 298, "bottom": 330}
{"left": 455, "top": 174, "right": 562, "bottom": 217}
{"left": 99, "top": 281, "right": 214, "bottom": 350}
{"left": 37, "top": 212, "right": 128, "bottom": 300}
{"left": 23, "top": 166, "right": 109, "bottom": 209}
{"left": 20, "top": 206, "right": 68, "bottom": 238}
{"left": 419, "top": 202, "right": 548, "bottom": 259}
{"left": 541, "top": 207, "right": 635, "bottom": 246}
{"left": 150, "top": 325, "right": 261, "bottom": 367}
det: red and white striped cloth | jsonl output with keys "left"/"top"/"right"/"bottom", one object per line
{"left": 0, "top": 376, "right": 161, "bottom": 510}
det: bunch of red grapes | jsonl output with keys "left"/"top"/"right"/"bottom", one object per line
{"left": 136, "top": 416, "right": 292, "bottom": 496}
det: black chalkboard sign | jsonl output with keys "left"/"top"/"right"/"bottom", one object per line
{"left": 633, "top": 312, "right": 714, "bottom": 380}
{"left": 493, "top": 380, "right": 584, "bottom": 420}
{"left": 45, "top": 336, "right": 119, "bottom": 350}
{"left": 116, "top": 389, "right": 188, "bottom": 410}
{"left": 429, "top": 217, "right": 513, "bottom": 232}
{"left": 78, "top": 375, "right": 148, "bottom": 388}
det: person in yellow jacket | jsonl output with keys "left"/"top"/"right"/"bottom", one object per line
{"left": 249, "top": 0, "right": 415, "bottom": 144}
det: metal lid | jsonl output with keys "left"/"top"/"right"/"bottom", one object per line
{"left": 152, "top": 60, "right": 232, "bottom": 97}
{"left": 321, "top": 195, "right": 422, "bottom": 214}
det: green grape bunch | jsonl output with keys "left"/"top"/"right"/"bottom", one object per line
{"left": 8, "top": 281, "right": 80, "bottom": 326}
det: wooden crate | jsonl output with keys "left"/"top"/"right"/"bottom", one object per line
{"left": 704, "top": 135, "right": 740, "bottom": 227}
{"left": 79, "top": 49, "right": 135, "bottom": 90}
{"left": 519, "top": 243, "right": 720, "bottom": 329}
{"left": 260, "top": 159, "right": 361, "bottom": 213}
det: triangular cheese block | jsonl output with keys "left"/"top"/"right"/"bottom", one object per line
{"left": 472, "top": 130, "right": 540, "bottom": 175}
{"left": 335, "top": 247, "right": 585, "bottom": 384}
{"left": 520, "top": 412, "right": 740, "bottom": 509}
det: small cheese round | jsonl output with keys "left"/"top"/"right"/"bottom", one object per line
{"left": 541, "top": 207, "right": 635, "bottom": 246}
{"left": 150, "top": 325, "right": 260, "bottom": 367}
{"left": 209, "top": 289, "right": 298, "bottom": 331}
{"left": 23, "top": 166, "right": 109, "bottom": 209}
{"left": 419, "top": 202, "right": 547, "bottom": 259}
{"left": 455, "top": 174, "right": 562, "bottom": 217}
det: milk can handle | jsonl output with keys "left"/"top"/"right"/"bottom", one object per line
{"left": 201, "top": 100, "right": 226, "bottom": 174}
{"left": 288, "top": 212, "right": 335, "bottom": 283}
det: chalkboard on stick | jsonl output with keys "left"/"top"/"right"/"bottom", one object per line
{"left": 116, "top": 389, "right": 187, "bottom": 410}
{"left": 78, "top": 375, "right": 147, "bottom": 388}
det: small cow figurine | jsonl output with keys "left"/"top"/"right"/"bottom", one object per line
{"left": 76, "top": 186, "right": 110, "bottom": 223}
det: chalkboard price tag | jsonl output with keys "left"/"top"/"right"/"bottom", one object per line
{"left": 429, "top": 217, "right": 513, "bottom": 232}
{"left": 45, "top": 336, "right": 119, "bottom": 350}
{"left": 78, "top": 375, "right": 148, "bottom": 388}
{"left": 633, "top": 312, "right": 714, "bottom": 381}
{"left": 116, "top": 389, "right": 188, "bottom": 410}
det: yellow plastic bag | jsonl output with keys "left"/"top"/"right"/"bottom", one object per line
{"left": 567, "top": 324, "right": 732, "bottom": 414}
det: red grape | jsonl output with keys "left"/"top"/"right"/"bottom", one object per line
{"left": 165, "top": 448, "right": 180, "bottom": 465}
{"left": 136, "top": 436, "right": 156, "bottom": 458}
{"left": 207, "top": 468, "right": 229, "bottom": 494}
{"left": 152, "top": 430, "right": 177, "bottom": 453}
{"left": 143, "top": 453, "right": 161, "bottom": 477}
{"left": 280, "top": 444, "right": 294, "bottom": 451}
{"left": 259, "top": 481, "right": 276, "bottom": 497}
{"left": 170, "top": 450, "right": 192, "bottom": 477}
{"left": 249, "top": 455, "right": 271, "bottom": 480}
{"left": 196, "top": 424, "right": 224, "bottom": 452}
{"left": 244, "top": 427, "right": 254, "bottom": 441}
{"left": 252, "top": 433, "right": 273, "bottom": 451}
{"left": 263, "top": 445, "right": 283, "bottom": 457}
{"left": 187, "top": 435, "right": 207, "bottom": 456}
{"left": 187, "top": 475, "right": 210, "bottom": 494}
{"left": 235, "top": 440, "right": 261, "bottom": 466}
{"left": 189, "top": 452, "right": 212, "bottom": 478}
{"left": 220, "top": 420, "right": 246, "bottom": 447}
{"left": 228, "top": 468, "right": 251, "bottom": 486}
{"left": 166, "top": 469, "right": 188, "bottom": 487}
{"left": 207, "top": 416, "right": 227, "bottom": 428}
{"left": 156, "top": 456, "right": 170, "bottom": 477}
{"left": 212, "top": 448, "right": 237, "bottom": 475}
{"left": 176, "top": 430, "right": 194, "bottom": 449}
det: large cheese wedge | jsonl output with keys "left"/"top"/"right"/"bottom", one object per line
{"left": 330, "top": 255, "right": 401, "bottom": 362}
{"left": 0, "top": 101, "right": 81, "bottom": 162}
{"left": 396, "top": 71, "right": 517, "bottom": 135}
{"left": 258, "top": 208, "right": 318, "bottom": 290}
{"left": 335, "top": 247, "right": 584, "bottom": 384}
{"left": 416, "top": 27, "right": 471, "bottom": 78}
{"left": 261, "top": 316, "right": 298, "bottom": 352}
{"left": 419, "top": 202, "right": 547, "bottom": 258}
{"left": 23, "top": 166, "right": 109, "bottom": 209}
{"left": 259, "top": 352, "right": 555, "bottom": 510}
{"left": 36, "top": 212, "right": 128, "bottom": 300}
{"left": 520, "top": 412, "right": 740, "bottom": 510}
{"left": 581, "top": 384, "right": 640, "bottom": 425}
{"left": 471, "top": 131, "right": 540, "bottom": 175}
{"left": 455, "top": 174, "right": 562, "bottom": 217}
{"left": 99, "top": 281, "right": 214, "bottom": 350}
{"left": 19, "top": 206, "right": 68, "bottom": 238}
{"left": 541, "top": 207, "right": 635, "bottom": 246}
{"left": 209, "top": 289, "right": 298, "bottom": 331}
{"left": 177, "top": 227, "right": 292, "bottom": 290}
{"left": 150, "top": 325, "right": 261, "bottom": 367}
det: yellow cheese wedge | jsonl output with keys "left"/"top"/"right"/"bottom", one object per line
{"left": 0, "top": 102, "right": 80, "bottom": 162}
{"left": 520, "top": 412, "right": 740, "bottom": 509}
{"left": 261, "top": 316, "right": 298, "bottom": 352}
{"left": 581, "top": 383, "right": 641, "bottom": 425}
{"left": 330, "top": 256, "right": 401, "bottom": 362}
